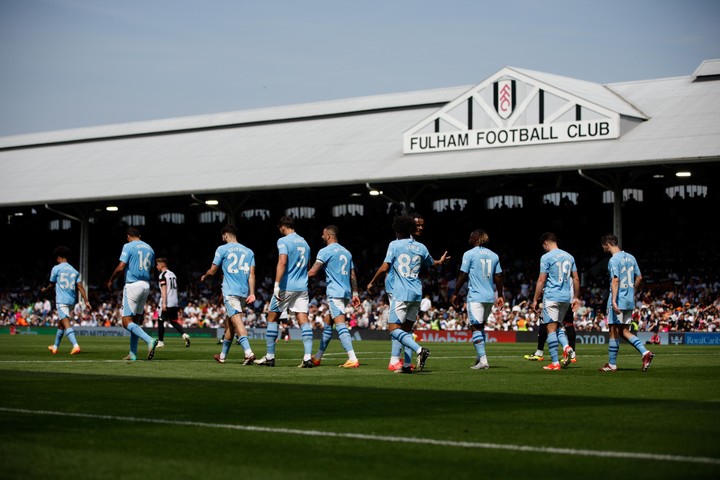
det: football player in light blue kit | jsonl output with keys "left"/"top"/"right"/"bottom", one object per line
{"left": 202, "top": 224, "right": 257, "bottom": 365}
{"left": 531, "top": 232, "right": 578, "bottom": 371}
{"left": 386, "top": 213, "right": 426, "bottom": 371}
{"left": 368, "top": 215, "right": 448, "bottom": 373}
{"left": 255, "top": 216, "right": 313, "bottom": 368}
{"left": 41, "top": 246, "right": 91, "bottom": 355}
{"left": 308, "top": 225, "right": 361, "bottom": 368}
{"left": 107, "top": 227, "right": 159, "bottom": 361}
{"left": 599, "top": 234, "right": 654, "bottom": 372}
{"left": 384, "top": 252, "right": 400, "bottom": 369}
{"left": 450, "top": 230, "right": 505, "bottom": 370}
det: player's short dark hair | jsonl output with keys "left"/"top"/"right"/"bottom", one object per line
{"left": 221, "top": 224, "right": 237, "bottom": 236}
{"left": 324, "top": 225, "right": 339, "bottom": 236}
{"left": 156, "top": 257, "right": 168, "bottom": 265}
{"left": 392, "top": 215, "right": 416, "bottom": 237}
{"left": 600, "top": 233, "right": 619, "bottom": 246}
{"left": 540, "top": 232, "right": 557, "bottom": 244}
{"left": 278, "top": 215, "right": 295, "bottom": 229}
{"left": 53, "top": 246, "right": 71, "bottom": 259}
{"left": 126, "top": 226, "right": 141, "bottom": 238}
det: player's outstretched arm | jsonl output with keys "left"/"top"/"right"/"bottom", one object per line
{"left": 433, "top": 251, "right": 451, "bottom": 267}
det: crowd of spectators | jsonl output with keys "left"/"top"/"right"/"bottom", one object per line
{"left": 3, "top": 268, "right": 719, "bottom": 335}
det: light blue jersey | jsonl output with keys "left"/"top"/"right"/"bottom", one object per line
{"left": 607, "top": 251, "right": 641, "bottom": 310}
{"left": 213, "top": 242, "right": 255, "bottom": 297}
{"left": 119, "top": 240, "right": 155, "bottom": 283}
{"left": 316, "top": 243, "right": 354, "bottom": 299}
{"left": 460, "top": 246, "right": 502, "bottom": 303}
{"left": 539, "top": 248, "right": 576, "bottom": 302}
{"left": 385, "top": 268, "right": 395, "bottom": 297}
{"left": 50, "top": 262, "right": 80, "bottom": 305}
{"left": 277, "top": 232, "right": 310, "bottom": 292}
{"left": 383, "top": 238, "right": 433, "bottom": 302}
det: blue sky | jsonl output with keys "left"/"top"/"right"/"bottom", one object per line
{"left": 1, "top": 0, "right": 718, "bottom": 136}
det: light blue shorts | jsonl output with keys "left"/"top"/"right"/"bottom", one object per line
{"left": 328, "top": 297, "right": 350, "bottom": 319}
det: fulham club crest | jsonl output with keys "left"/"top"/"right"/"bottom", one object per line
{"left": 494, "top": 79, "right": 516, "bottom": 119}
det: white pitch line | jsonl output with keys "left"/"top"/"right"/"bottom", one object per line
{"left": 0, "top": 407, "right": 718, "bottom": 466}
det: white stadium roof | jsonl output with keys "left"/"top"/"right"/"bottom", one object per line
{"left": 1, "top": 61, "right": 719, "bottom": 207}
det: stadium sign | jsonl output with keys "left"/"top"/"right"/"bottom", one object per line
{"left": 415, "top": 330, "right": 517, "bottom": 343}
{"left": 684, "top": 333, "right": 720, "bottom": 345}
{"left": 574, "top": 333, "right": 608, "bottom": 344}
{"left": 403, "top": 67, "right": 632, "bottom": 154}
{"left": 406, "top": 120, "right": 617, "bottom": 152}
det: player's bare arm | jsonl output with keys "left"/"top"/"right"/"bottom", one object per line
{"left": 450, "top": 271, "right": 468, "bottom": 308}
{"left": 433, "top": 251, "right": 451, "bottom": 266}
{"left": 200, "top": 264, "right": 219, "bottom": 283}
{"left": 532, "top": 273, "right": 547, "bottom": 310}
{"left": 273, "top": 254, "right": 288, "bottom": 299}
{"left": 77, "top": 282, "right": 91, "bottom": 311}
{"left": 494, "top": 273, "right": 505, "bottom": 308}
{"left": 350, "top": 268, "right": 361, "bottom": 307}
{"left": 107, "top": 261, "right": 127, "bottom": 290}
{"left": 308, "top": 260, "right": 324, "bottom": 278}
{"left": 367, "top": 262, "right": 390, "bottom": 293}
{"left": 247, "top": 265, "right": 256, "bottom": 304}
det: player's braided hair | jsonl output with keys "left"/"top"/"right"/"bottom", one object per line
{"left": 471, "top": 229, "right": 489, "bottom": 246}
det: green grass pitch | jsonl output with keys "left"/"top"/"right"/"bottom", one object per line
{"left": 1, "top": 335, "right": 719, "bottom": 479}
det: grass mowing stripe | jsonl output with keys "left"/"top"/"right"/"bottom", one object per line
{"left": 2, "top": 352, "right": 715, "bottom": 364}
{"left": 2, "top": 406, "right": 718, "bottom": 466}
